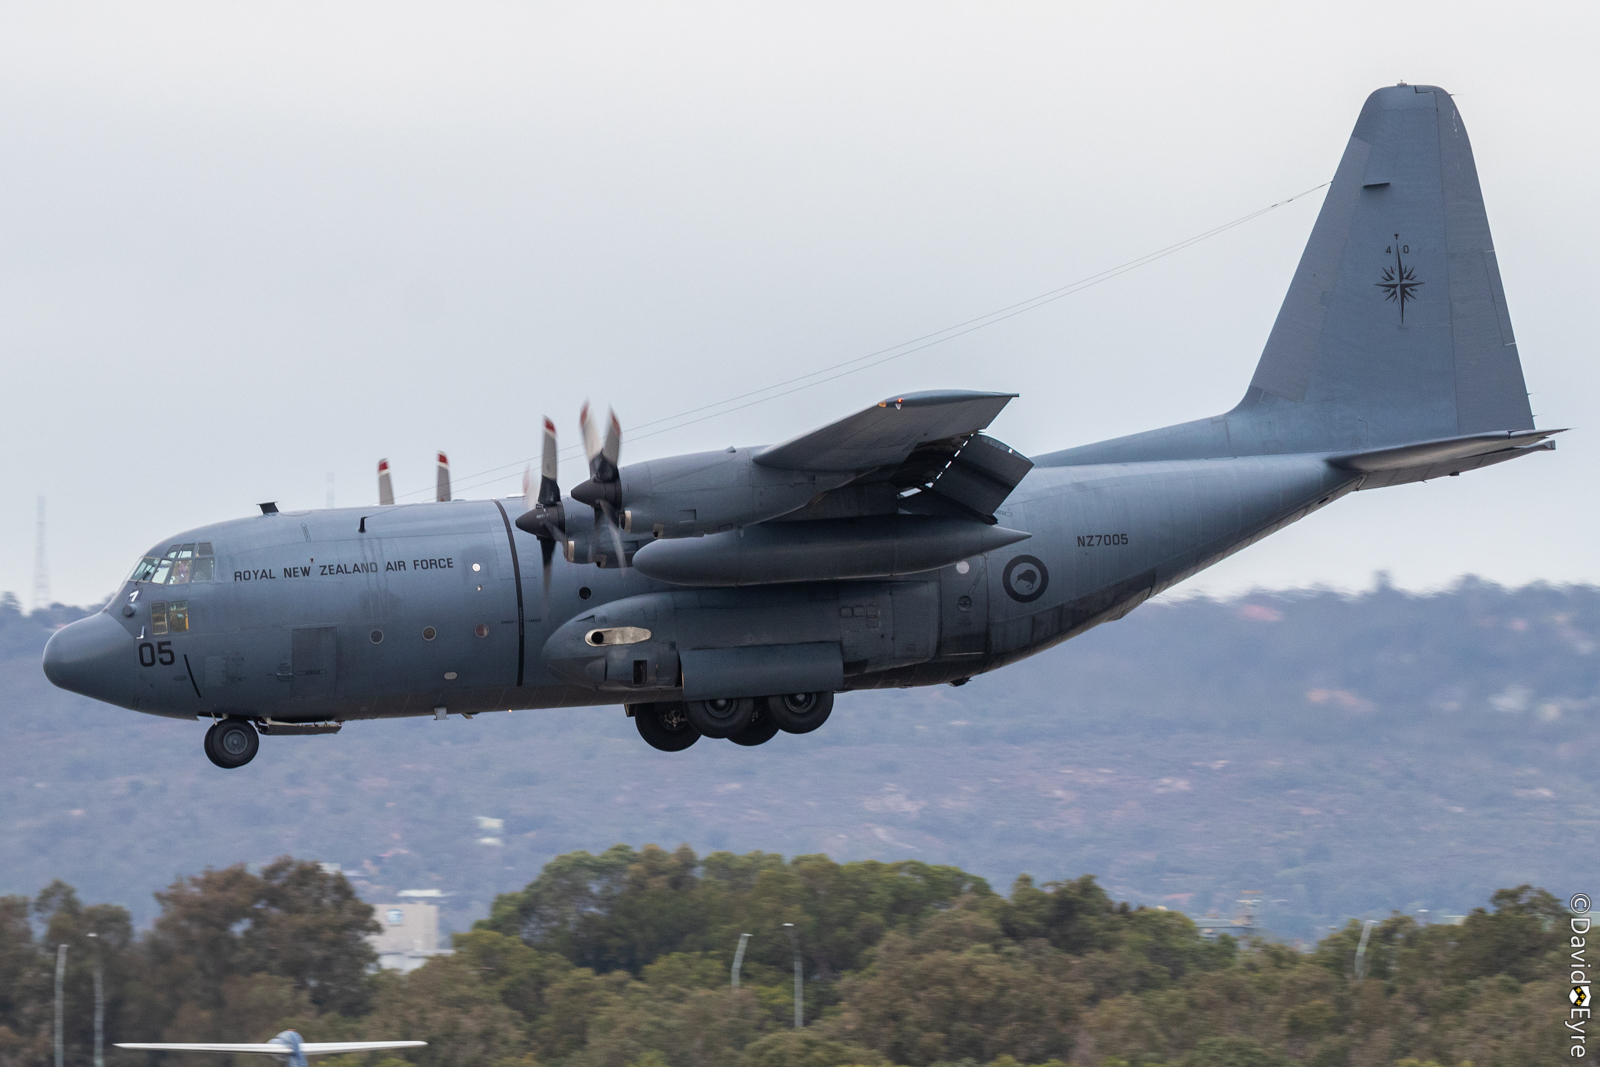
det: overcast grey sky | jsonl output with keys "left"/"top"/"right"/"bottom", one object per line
{"left": 3, "top": 2, "right": 1595, "bottom": 606}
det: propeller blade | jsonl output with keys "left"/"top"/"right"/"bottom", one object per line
{"left": 600, "top": 501, "right": 628, "bottom": 568}
{"left": 539, "top": 417, "right": 561, "bottom": 506}
{"left": 436, "top": 452, "right": 451, "bottom": 503}
{"left": 580, "top": 402, "right": 602, "bottom": 472}
{"left": 377, "top": 460, "right": 394, "bottom": 507}
{"left": 580, "top": 402, "right": 621, "bottom": 484}
{"left": 540, "top": 537, "right": 554, "bottom": 597}
{"left": 601, "top": 408, "right": 621, "bottom": 474}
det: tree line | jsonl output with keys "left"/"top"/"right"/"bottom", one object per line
{"left": 0, "top": 846, "right": 1569, "bottom": 1067}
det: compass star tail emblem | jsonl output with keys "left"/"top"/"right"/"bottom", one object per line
{"left": 1375, "top": 234, "right": 1424, "bottom": 323}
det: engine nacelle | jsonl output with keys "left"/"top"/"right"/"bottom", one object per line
{"left": 630, "top": 515, "right": 1029, "bottom": 586}
{"left": 576, "top": 449, "right": 857, "bottom": 539}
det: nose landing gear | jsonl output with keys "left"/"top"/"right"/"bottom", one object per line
{"left": 204, "top": 717, "right": 260, "bottom": 768}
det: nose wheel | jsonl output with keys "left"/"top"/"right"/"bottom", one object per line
{"left": 204, "top": 717, "right": 260, "bottom": 768}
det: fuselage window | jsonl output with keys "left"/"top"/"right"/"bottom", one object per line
{"left": 151, "top": 602, "right": 167, "bottom": 635}
{"left": 128, "top": 543, "right": 215, "bottom": 585}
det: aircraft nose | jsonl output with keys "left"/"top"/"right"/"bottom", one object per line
{"left": 43, "top": 613, "right": 134, "bottom": 700}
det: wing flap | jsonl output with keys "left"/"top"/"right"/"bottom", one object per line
{"left": 755, "top": 391, "right": 1017, "bottom": 472}
{"left": 924, "top": 433, "right": 1034, "bottom": 517}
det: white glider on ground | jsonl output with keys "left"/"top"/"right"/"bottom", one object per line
{"left": 118, "top": 1030, "right": 424, "bottom": 1067}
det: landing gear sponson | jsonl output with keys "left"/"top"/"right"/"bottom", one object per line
{"left": 629, "top": 692, "right": 834, "bottom": 752}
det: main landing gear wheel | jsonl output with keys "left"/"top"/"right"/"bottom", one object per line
{"left": 766, "top": 691, "right": 834, "bottom": 734}
{"left": 729, "top": 702, "right": 781, "bottom": 747}
{"left": 632, "top": 702, "right": 701, "bottom": 752}
{"left": 204, "top": 717, "right": 260, "bottom": 768}
{"left": 684, "top": 697, "right": 755, "bottom": 739}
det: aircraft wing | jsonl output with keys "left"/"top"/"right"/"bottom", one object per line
{"left": 755, "top": 390, "right": 1017, "bottom": 472}
{"left": 115, "top": 1043, "right": 426, "bottom": 1057}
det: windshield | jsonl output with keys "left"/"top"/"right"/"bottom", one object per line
{"left": 128, "top": 542, "right": 215, "bottom": 584}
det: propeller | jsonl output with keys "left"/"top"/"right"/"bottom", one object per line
{"left": 574, "top": 402, "right": 628, "bottom": 567}
{"left": 377, "top": 460, "right": 394, "bottom": 507}
{"left": 521, "top": 418, "right": 566, "bottom": 595}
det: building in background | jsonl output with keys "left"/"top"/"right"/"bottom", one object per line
{"left": 368, "top": 890, "right": 452, "bottom": 972}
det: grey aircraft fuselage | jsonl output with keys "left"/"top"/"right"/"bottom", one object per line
{"left": 61, "top": 452, "right": 1355, "bottom": 725}
{"left": 42, "top": 83, "right": 1559, "bottom": 751}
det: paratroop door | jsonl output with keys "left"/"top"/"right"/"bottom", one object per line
{"left": 939, "top": 557, "right": 988, "bottom": 658}
{"left": 291, "top": 627, "right": 338, "bottom": 700}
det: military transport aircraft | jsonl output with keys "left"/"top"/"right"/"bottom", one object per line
{"left": 118, "top": 1031, "right": 423, "bottom": 1066}
{"left": 44, "top": 85, "right": 1559, "bottom": 766}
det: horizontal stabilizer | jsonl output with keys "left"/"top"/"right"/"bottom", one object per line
{"left": 1330, "top": 428, "right": 1563, "bottom": 471}
{"left": 115, "top": 1043, "right": 426, "bottom": 1057}
{"left": 1329, "top": 428, "right": 1562, "bottom": 488}
{"left": 755, "top": 391, "right": 1016, "bottom": 472}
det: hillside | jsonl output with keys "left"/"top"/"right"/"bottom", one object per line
{"left": 0, "top": 578, "right": 1593, "bottom": 942}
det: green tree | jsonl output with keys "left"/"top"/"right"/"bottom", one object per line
{"left": 1448, "top": 884, "right": 1567, "bottom": 982}
{"left": 362, "top": 957, "right": 527, "bottom": 1067}
{"left": 827, "top": 901, "right": 1080, "bottom": 1065}
{"left": 145, "top": 858, "right": 379, "bottom": 1023}
{"left": 0, "top": 895, "right": 43, "bottom": 1067}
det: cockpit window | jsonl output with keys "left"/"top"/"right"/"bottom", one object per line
{"left": 151, "top": 601, "right": 189, "bottom": 635}
{"left": 129, "top": 542, "right": 215, "bottom": 585}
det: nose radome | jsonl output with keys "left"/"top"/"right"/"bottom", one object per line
{"left": 43, "top": 613, "right": 134, "bottom": 702}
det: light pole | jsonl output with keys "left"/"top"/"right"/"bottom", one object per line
{"left": 1353, "top": 919, "right": 1378, "bottom": 980}
{"left": 88, "top": 931, "right": 103, "bottom": 1067}
{"left": 731, "top": 933, "right": 751, "bottom": 989}
{"left": 54, "top": 943, "right": 66, "bottom": 1067}
{"left": 781, "top": 923, "right": 802, "bottom": 1028}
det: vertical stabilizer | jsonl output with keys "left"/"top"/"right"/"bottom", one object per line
{"left": 1037, "top": 85, "right": 1541, "bottom": 470}
{"left": 1239, "top": 84, "right": 1532, "bottom": 451}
